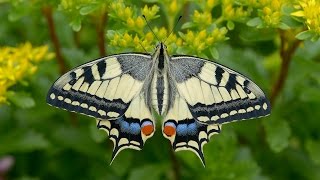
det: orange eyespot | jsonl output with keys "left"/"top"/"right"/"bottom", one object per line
{"left": 141, "top": 124, "right": 154, "bottom": 136}
{"left": 163, "top": 125, "right": 176, "bottom": 137}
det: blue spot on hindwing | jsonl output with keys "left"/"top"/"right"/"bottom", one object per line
{"left": 187, "top": 122, "right": 197, "bottom": 135}
{"left": 129, "top": 123, "right": 141, "bottom": 135}
{"left": 176, "top": 124, "right": 188, "bottom": 136}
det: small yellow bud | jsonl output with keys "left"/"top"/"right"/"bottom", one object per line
{"left": 263, "top": 7, "right": 272, "bottom": 15}
{"left": 133, "top": 35, "right": 140, "bottom": 45}
{"left": 126, "top": 17, "right": 135, "bottom": 28}
{"left": 145, "top": 32, "right": 154, "bottom": 42}
{"left": 135, "top": 17, "right": 145, "bottom": 29}
{"left": 198, "top": 30, "right": 207, "bottom": 40}
{"left": 207, "top": 0, "right": 215, "bottom": 10}
{"left": 158, "top": 27, "right": 167, "bottom": 40}
{"left": 124, "top": 7, "right": 132, "bottom": 18}
{"left": 123, "top": 33, "right": 132, "bottom": 43}
{"left": 169, "top": 0, "right": 178, "bottom": 14}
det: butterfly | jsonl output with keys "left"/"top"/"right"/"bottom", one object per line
{"left": 46, "top": 42, "right": 271, "bottom": 166}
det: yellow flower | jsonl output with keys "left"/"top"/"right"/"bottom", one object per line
{"left": 0, "top": 43, "right": 53, "bottom": 104}
{"left": 292, "top": 0, "right": 320, "bottom": 34}
{"left": 141, "top": 5, "right": 160, "bottom": 20}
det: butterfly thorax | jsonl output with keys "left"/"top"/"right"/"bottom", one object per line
{"left": 150, "top": 42, "right": 170, "bottom": 115}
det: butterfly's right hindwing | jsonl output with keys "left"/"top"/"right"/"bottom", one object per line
{"left": 46, "top": 54, "right": 152, "bottom": 119}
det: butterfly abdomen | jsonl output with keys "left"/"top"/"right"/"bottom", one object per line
{"left": 151, "top": 72, "right": 169, "bottom": 115}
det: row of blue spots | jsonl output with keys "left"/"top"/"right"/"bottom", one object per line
{"left": 116, "top": 117, "right": 141, "bottom": 135}
{"left": 176, "top": 122, "right": 198, "bottom": 136}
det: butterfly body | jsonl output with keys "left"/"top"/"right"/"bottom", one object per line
{"left": 47, "top": 42, "right": 270, "bottom": 166}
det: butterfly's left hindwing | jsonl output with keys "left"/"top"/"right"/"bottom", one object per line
{"left": 97, "top": 93, "right": 155, "bottom": 163}
{"left": 162, "top": 93, "right": 221, "bottom": 166}
{"left": 169, "top": 56, "right": 271, "bottom": 124}
{"left": 46, "top": 54, "right": 152, "bottom": 120}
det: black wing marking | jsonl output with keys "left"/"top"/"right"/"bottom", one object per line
{"left": 169, "top": 56, "right": 271, "bottom": 124}
{"left": 46, "top": 54, "right": 152, "bottom": 119}
{"left": 97, "top": 93, "right": 155, "bottom": 163}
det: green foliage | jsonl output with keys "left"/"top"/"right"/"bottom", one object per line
{"left": 0, "top": 0, "right": 320, "bottom": 179}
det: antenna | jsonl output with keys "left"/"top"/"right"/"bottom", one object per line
{"left": 139, "top": 41, "right": 148, "bottom": 53}
{"left": 164, "top": 15, "right": 182, "bottom": 43}
{"left": 142, "top": 15, "right": 160, "bottom": 42}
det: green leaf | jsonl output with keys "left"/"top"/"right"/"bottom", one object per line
{"left": 128, "top": 164, "right": 167, "bottom": 180}
{"left": 278, "top": 22, "right": 291, "bottom": 30}
{"left": 227, "top": 20, "right": 235, "bottom": 30}
{"left": 306, "top": 140, "right": 320, "bottom": 165}
{"left": 90, "top": 122, "right": 105, "bottom": 143}
{"left": 181, "top": 22, "right": 195, "bottom": 29}
{"left": 210, "top": 47, "right": 219, "bottom": 59}
{"left": 296, "top": 30, "right": 314, "bottom": 40}
{"left": 80, "top": 4, "right": 99, "bottom": 15}
{"left": 6, "top": 91, "right": 35, "bottom": 109}
{"left": 0, "top": 131, "right": 50, "bottom": 154}
{"left": 246, "top": 17, "right": 262, "bottom": 27}
{"left": 263, "top": 118, "right": 291, "bottom": 152}
{"left": 70, "top": 17, "right": 82, "bottom": 32}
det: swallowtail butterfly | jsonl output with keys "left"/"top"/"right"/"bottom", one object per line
{"left": 47, "top": 39, "right": 270, "bottom": 166}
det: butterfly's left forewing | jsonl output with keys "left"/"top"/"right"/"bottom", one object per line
{"left": 169, "top": 56, "right": 271, "bottom": 124}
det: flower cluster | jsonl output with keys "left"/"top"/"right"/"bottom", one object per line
{"left": 0, "top": 43, "right": 53, "bottom": 104}
{"left": 109, "top": 1, "right": 159, "bottom": 34}
{"left": 292, "top": 0, "right": 320, "bottom": 36}
{"left": 108, "top": 27, "right": 182, "bottom": 54}
{"left": 222, "top": 0, "right": 251, "bottom": 22}
{"left": 181, "top": 27, "right": 228, "bottom": 54}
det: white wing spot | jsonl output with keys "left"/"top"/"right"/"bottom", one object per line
{"left": 98, "top": 110, "right": 106, "bottom": 116}
{"left": 72, "top": 101, "right": 80, "bottom": 106}
{"left": 211, "top": 115, "right": 219, "bottom": 121}
{"left": 58, "top": 96, "right": 63, "bottom": 101}
{"left": 64, "top": 98, "right": 71, "bottom": 104}
{"left": 230, "top": 110, "right": 237, "bottom": 115}
{"left": 221, "top": 113, "right": 229, "bottom": 118}
{"left": 263, "top": 103, "right": 268, "bottom": 110}
{"left": 107, "top": 111, "right": 120, "bottom": 117}
{"left": 80, "top": 103, "right": 88, "bottom": 108}
{"left": 247, "top": 107, "right": 254, "bottom": 112}
{"left": 198, "top": 116, "right": 210, "bottom": 122}
{"left": 89, "top": 106, "right": 97, "bottom": 112}
{"left": 238, "top": 109, "right": 246, "bottom": 113}
{"left": 50, "top": 93, "right": 55, "bottom": 100}
{"left": 255, "top": 105, "right": 261, "bottom": 110}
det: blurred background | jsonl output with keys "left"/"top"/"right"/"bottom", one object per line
{"left": 0, "top": 0, "right": 320, "bottom": 179}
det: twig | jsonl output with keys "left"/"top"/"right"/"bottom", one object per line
{"left": 95, "top": 10, "right": 107, "bottom": 56}
{"left": 270, "top": 30, "right": 302, "bottom": 105}
{"left": 42, "top": 6, "right": 78, "bottom": 126}
{"left": 42, "top": 6, "right": 67, "bottom": 74}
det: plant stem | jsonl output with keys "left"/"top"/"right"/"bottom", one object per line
{"left": 169, "top": 145, "right": 180, "bottom": 180}
{"left": 270, "top": 30, "right": 302, "bottom": 105}
{"left": 95, "top": 9, "right": 107, "bottom": 56}
{"left": 42, "top": 6, "right": 78, "bottom": 126}
{"left": 42, "top": 6, "right": 67, "bottom": 74}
